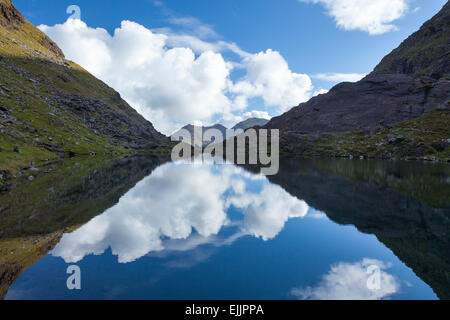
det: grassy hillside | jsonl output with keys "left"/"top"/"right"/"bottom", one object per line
{"left": 0, "top": 0, "right": 169, "bottom": 188}
{"left": 280, "top": 109, "right": 450, "bottom": 162}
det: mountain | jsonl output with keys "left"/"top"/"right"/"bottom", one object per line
{"left": 232, "top": 118, "right": 270, "bottom": 131}
{"left": 172, "top": 124, "right": 228, "bottom": 147}
{"left": 265, "top": 2, "right": 450, "bottom": 161}
{"left": 0, "top": 0, "right": 169, "bottom": 186}
{"left": 171, "top": 117, "right": 271, "bottom": 147}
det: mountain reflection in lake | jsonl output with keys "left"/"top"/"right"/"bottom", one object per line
{"left": 1, "top": 157, "right": 449, "bottom": 300}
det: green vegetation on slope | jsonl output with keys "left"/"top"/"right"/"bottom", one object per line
{"left": 0, "top": 0, "right": 169, "bottom": 189}
{"left": 280, "top": 109, "right": 450, "bottom": 162}
{"left": 373, "top": 1, "right": 450, "bottom": 79}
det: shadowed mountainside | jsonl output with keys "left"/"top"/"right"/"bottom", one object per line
{"left": 0, "top": 0, "right": 169, "bottom": 187}
{"left": 265, "top": 2, "right": 450, "bottom": 161}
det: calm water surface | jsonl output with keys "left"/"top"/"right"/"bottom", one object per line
{"left": 1, "top": 157, "right": 448, "bottom": 300}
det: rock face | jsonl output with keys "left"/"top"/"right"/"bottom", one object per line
{"left": 373, "top": 1, "right": 450, "bottom": 79}
{"left": 0, "top": 0, "right": 168, "bottom": 173}
{"left": 268, "top": 74, "right": 448, "bottom": 135}
{"left": 0, "top": 0, "right": 24, "bottom": 28}
{"left": 265, "top": 2, "right": 449, "bottom": 159}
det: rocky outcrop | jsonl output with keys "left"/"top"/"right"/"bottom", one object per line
{"left": 373, "top": 1, "right": 450, "bottom": 79}
{"left": 264, "top": 2, "right": 450, "bottom": 160}
{"left": 0, "top": 0, "right": 24, "bottom": 28}
{"left": 54, "top": 93, "right": 165, "bottom": 150}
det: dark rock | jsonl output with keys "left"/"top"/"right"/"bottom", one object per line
{"left": 373, "top": 1, "right": 450, "bottom": 79}
{"left": 57, "top": 74, "right": 70, "bottom": 83}
{"left": 0, "top": 104, "right": 9, "bottom": 112}
{"left": 0, "top": 0, "right": 24, "bottom": 28}
{"left": 55, "top": 93, "right": 168, "bottom": 149}
{"left": 13, "top": 146, "right": 21, "bottom": 154}
{"left": 267, "top": 74, "right": 449, "bottom": 136}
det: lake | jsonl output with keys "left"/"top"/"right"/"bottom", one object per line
{"left": 0, "top": 157, "right": 448, "bottom": 300}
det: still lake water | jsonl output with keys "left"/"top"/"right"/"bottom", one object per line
{"left": 1, "top": 157, "right": 449, "bottom": 300}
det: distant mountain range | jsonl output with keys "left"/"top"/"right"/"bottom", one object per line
{"left": 232, "top": 118, "right": 269, "bottom": 131}
{"left": 171, "top": 118, "right": 269, "bottom": 146}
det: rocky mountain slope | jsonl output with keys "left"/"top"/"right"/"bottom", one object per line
{"left": 0, "top": 0, "right": 169, "bottom": 185}
{"left": 265, "top": 2, "right": 450, "bottom": 161}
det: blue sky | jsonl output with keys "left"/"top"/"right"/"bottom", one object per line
{"left": 13, "top": 0, "right": 448, "bottom": 134}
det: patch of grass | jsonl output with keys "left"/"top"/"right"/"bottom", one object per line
{"left": 291, "top": 110, "right": 450, "bottom": 162}
{"left": 0, "top": 231, "right": 63, "bottom": 299}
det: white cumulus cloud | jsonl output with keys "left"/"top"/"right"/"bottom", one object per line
{"left": 312, "top": 72, "right": 366, "bottom": 82}
{"left": 299, "top": 0, "right": 409, "bottom": 35}
{"left": 51, "top": 163, "right": 308, "bottom": 263}
{"left": 231, "top": 50, "right": 313, "bottom": 113}
{"left": 39, "top": 19, "right": 315, "bottom": 134}
{"left": 291, "top": 258, "right": 400, "bottom": 300}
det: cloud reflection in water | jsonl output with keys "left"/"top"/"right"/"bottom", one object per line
{"left": 291, "top": 259, "right": 400, "bottom": 300}
{"left": 52, "top": 162, "right": 309, "bottom": 263}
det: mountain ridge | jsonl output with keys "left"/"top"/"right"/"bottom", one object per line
{"left": 264, "top": 2, "right": 450, "bottom": 161}
{"left": 171, "top": 123, "right": 228, "bottom": 147}
{"left": 0, "top": 0, "right": 169, "bottom": 189}
{"left": 232, "top": 118, "right": 270, "bottom": 131}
